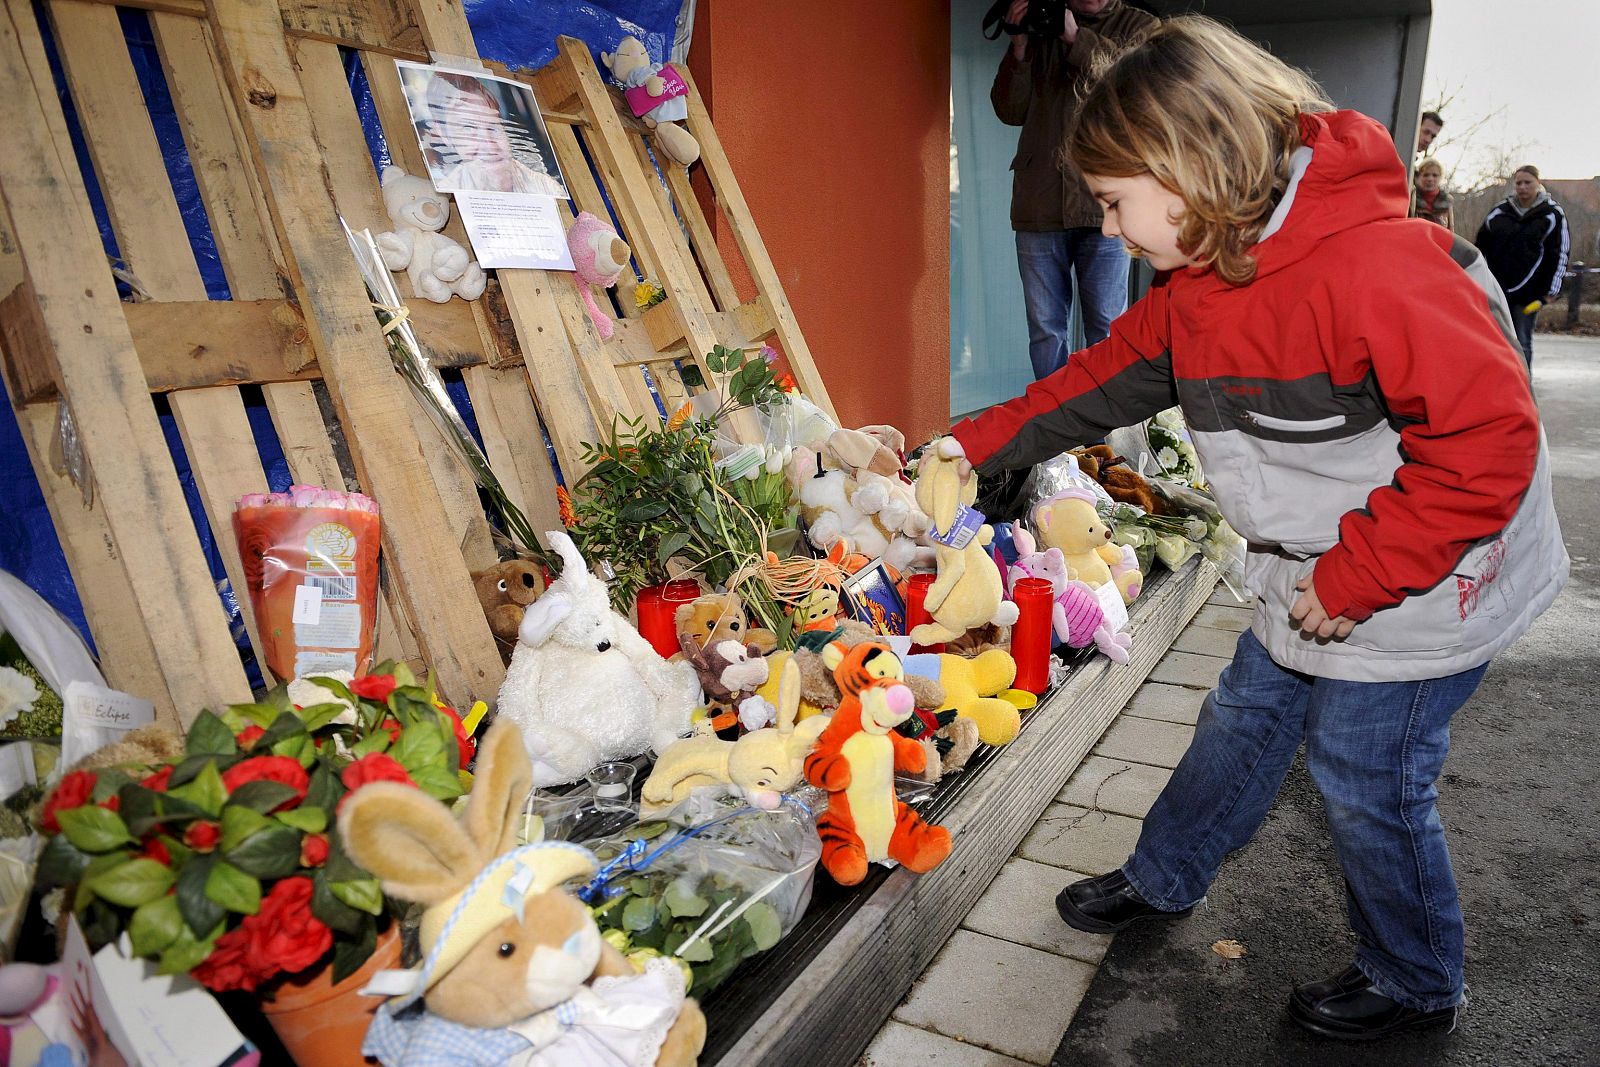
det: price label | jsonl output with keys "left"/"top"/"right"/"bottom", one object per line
{"left": 293, "top": 583, "right": 323, "bottom": 626}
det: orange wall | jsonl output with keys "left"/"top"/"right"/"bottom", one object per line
{"left": 688, "top": 2, "right": 951, "bottom": 446}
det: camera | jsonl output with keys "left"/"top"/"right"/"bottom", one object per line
{"left": 982, "top": 0, "right": 1070, "bottom": 41}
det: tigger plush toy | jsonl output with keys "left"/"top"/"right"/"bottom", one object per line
{"left": 803, "top": 641, "right": 953, "bottom": 885}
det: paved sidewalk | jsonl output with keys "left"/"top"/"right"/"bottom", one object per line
{"left": 857, "top": 584, "right": 1243, "bottom": 1067}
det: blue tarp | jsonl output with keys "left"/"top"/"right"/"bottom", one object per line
{"left": 0, "top": 1, "right": 681, "bottom": 680}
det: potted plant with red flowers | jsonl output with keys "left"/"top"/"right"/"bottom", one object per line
{"left": 32, "top": 661, "right": 480, "bottom": 1062}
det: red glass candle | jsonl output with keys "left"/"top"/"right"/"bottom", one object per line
{"left": 905, "top": 572, "right": 945, "bottom": 654}
{"left": 1010, "top": 578, "right": 1054, "bottom": 694}
{"left": 635, "top": 579, "right": 702, "bottom": 658}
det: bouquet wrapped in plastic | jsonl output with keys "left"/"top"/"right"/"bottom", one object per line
{"left": 533, "top": 793, "right": 821, "bottom": 997}
{"left": 232, "top": 486, "right": 381, "bottom": 682}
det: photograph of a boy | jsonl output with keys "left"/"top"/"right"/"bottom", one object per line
{"left": 399, "top": 66, "right": 567, "bottom": 198}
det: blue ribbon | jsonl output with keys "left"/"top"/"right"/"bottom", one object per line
{"left": 576, "top": 795, "right": 811, "bottom": 905}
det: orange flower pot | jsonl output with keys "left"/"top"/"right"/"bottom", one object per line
{"left": 259, "top": 926, "right": 402, "bottom": 1066}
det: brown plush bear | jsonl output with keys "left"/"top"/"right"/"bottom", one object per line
{"left": 472, "top": 560, "right": 547, "bottom": 646}
{"left": 673, "top": 592, "right": 778, "bottom": 656}
{"left": 1072, "top": 445, "right": 1166, "bottom": 515}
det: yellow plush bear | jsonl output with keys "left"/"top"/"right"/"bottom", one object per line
{"left": 1033, "top": 490, "right": 1142, "bottom": 604}
{"left": 933, "top": 649, "right": 1020, "bottom": 746}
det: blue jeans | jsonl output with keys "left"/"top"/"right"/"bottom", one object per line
{"left": 1511, "top": 302, "right": 1537, "bottom": 367}
{"left": 1016, "top": 229, "right": 1129, "bottom": 380}
{"left": 1123, "top": 630, "right": 1488, "bottom": 1012}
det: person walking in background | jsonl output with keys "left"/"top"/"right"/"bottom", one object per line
{"left": 991, "top": 0, "right": 1157, "bottom": 380}
{"left": 1475, "top": 165, "right": 1570, "bottom": 366}
{"left": 1416, "top": 110, "right": 1443, "bottom": 157}
{"left": 1409, "top": 159, "right": 1453, "bottom": 229}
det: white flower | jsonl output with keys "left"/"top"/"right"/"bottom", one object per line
{"left": 1156, "top": 447, "right": 1181, "bottom": 471}
{"left": 0, "top": 666, "right": 41, "bottom": 729}
{"left": 287, "top": 671, "right": 358, "bottom": 725}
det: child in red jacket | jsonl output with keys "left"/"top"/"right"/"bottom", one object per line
{"left": 945, "top": 16, "right": 1567, "bottom": 1041}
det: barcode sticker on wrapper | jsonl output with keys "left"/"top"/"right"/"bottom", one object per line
{"left": 233, "top": 487, "right": 381, "bottom": 683}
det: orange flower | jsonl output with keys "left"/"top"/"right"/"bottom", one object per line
{"left": 666, "top": 402, "right": 693, "bottom": 432}
{"left": 556, "top": 485, "right": 578, "bottom": 528}
{"left": 777, "top": 372, "right": 799, "bottom": 393}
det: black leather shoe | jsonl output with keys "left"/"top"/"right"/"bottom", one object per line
{"left": 1288, "top": 965, "right": 1458, "bottom": 1041}
{"left": 1054, "top": 870, "right": 1193, "bottom": 934}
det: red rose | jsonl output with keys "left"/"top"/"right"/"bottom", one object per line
{"left": 339, "top": 753, "right": 414, "bottom": 803}
{"left": 101, "top": 795, "right": 120, "bottom": 814}
{"left": 236, "top": 725, "right": 266, "bottom": 748}
{"left": 299, "top": 833, "right": 329, "bottom": 868}
{"left": 185, "top": 821, "right": 221, "bottom": 852}
{"left": 40, "top": 770, "right": 97, "bottom": 834}
{"left": 142, "top": 838, "right": 173, "bottom": 866}
{"left": 141, "top": 766, "right": 174, "bottom": 793}
{"left": 192, "top": 926, "right": 267, "bottom": 993}
{"left": 350, "top": 674, "right": 397, "bottom": 703}
{"left": 241, "top": 878, "right": 332, "bottom": 976}
{"left": 378, "top": 718, "right": 402, "bottom": 746}
{"left": 436, "top": 705, "right": 475, "bottom": 768}
{"left": 221, "top": 756, "right": 309, "bottom": 810}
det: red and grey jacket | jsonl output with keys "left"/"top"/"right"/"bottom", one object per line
{"left": 953, "top": 111, "right": 1568, "bottom": 681}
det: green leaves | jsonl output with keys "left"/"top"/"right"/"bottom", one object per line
{"left": 57, "top": 806, "right": 133, "bottom": 853}
{"left": 311, "top": 869, "right": 365, "bottom": 935}
{"left": 330, "top": 919, "right": 377, "bottom": 986}
{"left": 205, "top": 858, "right": 261, "bottom": 915}
{"left": 129, "top": 895, "right": 183, "bottom": 957}
{"left": 168, "top": 761, "right": 226, "bottom": 816}
{"left": 177, "top": 854, "right": 225, "bottom": 936}
{"left": 185, "top": 711, "right": 237, "bottom": 758}
{"left": 275, "top": 806, "right": 327, "bottom": 834}
{"left": 227, "top": 780, "right": 300, "bottom": 814}
{"left": 619, "top": 499, "right": 670, "bottom": 523}
{"left": 158, "top": 918, "right": 223, "bottom": 978}
{"left": 36, "top": 833, "right": 91, "bottom": 887}
{"left": 329, "top": 878, "right": 384, "bottom": 916}
{"left": 223, "top": 824, "right": 301, "bottom": 879}
{"left": 220, "top": 805, "right": 273, "bottom": 852}
{"left": 119, "top": 785, "right": 207, "bottom": 837}
{"left": 89, "top": 858, "right": 176, "bottom": 908}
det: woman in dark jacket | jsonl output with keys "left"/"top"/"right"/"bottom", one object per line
{"left": 1474, "top": 165, "right": 1570, "bottom": 367}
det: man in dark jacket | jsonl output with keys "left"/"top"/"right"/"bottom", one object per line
{"left": 992, "top": 0, "right": 1157, "bottom": 380}
{"left": 1474, "top": 164, "right": 1570, "bottom": 367}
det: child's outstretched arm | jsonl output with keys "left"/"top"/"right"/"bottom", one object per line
{"left": 951, "top": 279, "right": 1176, "bottom": 476}
{"left": 1312, "top": 238, "right": 1542, "bottom": 623}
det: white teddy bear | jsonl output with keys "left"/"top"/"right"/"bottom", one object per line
{"left": 374, "top": 166, "right": 486, "bottom": 304}
{"left": 495, "top": 531, "right": 702, "bottom": 787}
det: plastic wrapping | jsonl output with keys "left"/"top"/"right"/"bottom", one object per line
{"left": 1104, "top": 407, "right": 1206, "bottom": 489}
{"left": 232, "top": 487, "right": 381, "bottom": 682}
{"left": 536, "top": 795, "right": 821, "bottom": 997}
{"left": 463, "top": 0, "right": 687, "bottom": 71}
{"left": 1026, "top": 452, "right": 1115, "bottom": 514}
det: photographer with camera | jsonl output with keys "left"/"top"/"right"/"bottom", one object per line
{"left": 989, "top": 0, "right": 1157, "bottom": 379}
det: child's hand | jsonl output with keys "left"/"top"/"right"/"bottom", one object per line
{"left": 1290, "top": 575, "right": 1355, "bottom": 640}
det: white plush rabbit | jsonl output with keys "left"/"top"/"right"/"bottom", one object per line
{"left": 496, "top": 531, "right": 701, "bottom": 786}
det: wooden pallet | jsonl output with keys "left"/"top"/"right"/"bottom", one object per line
{"left": 0, "top": 0, "right": 833, "bottom": 727}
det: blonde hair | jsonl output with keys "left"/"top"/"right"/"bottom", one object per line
{"left": 1067, "top": 16, "right": 1333, "bottom": 285}
{"left": 1416, "top": 158, "right": 1444, "bottom": 178}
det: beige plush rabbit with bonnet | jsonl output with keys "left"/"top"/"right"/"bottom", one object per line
{"left": 339, "top": 719, "right": 706, "bottom": 1066}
